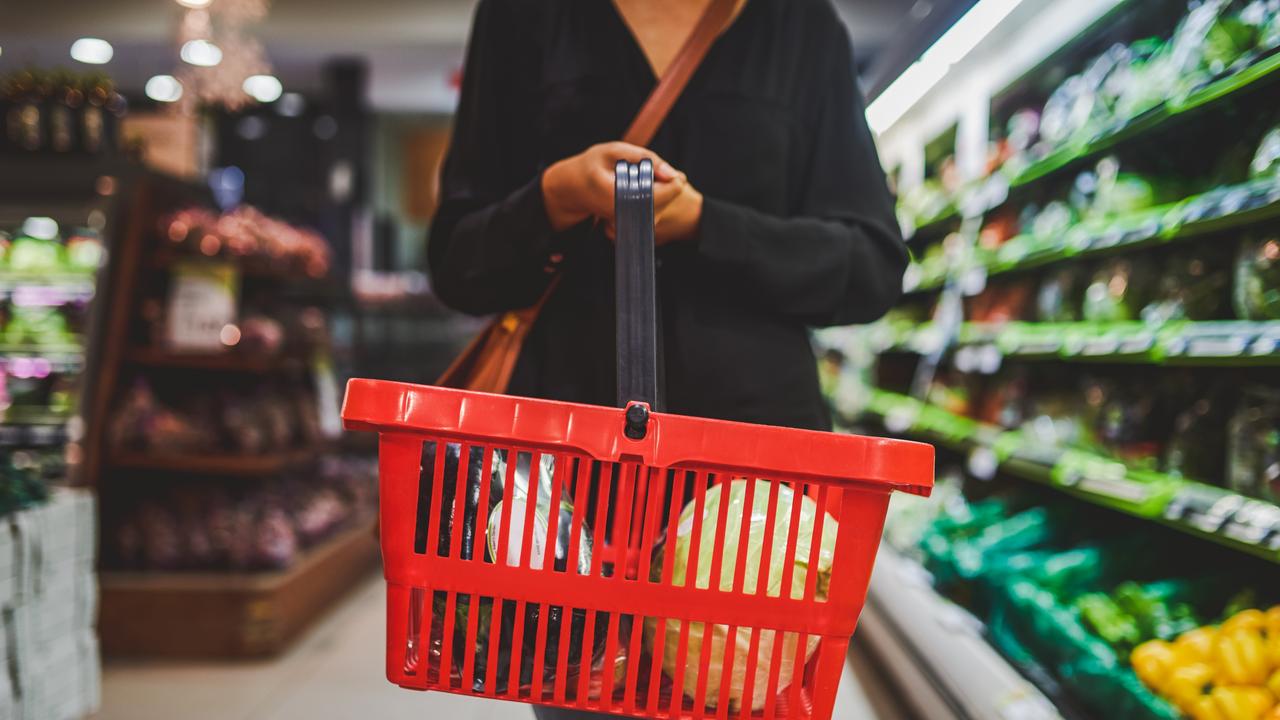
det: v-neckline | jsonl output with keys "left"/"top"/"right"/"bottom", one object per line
{"left": 603, "top": 0, "right": 750, "bottom": 85}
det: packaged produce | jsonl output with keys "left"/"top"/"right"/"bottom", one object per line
{"left": 1037, "top": 266, "right": 1085, "bottom": 322}
{"left": 1254, "top": 125, "right": 1280, "bottom": 178}
{"left": 1083, "top": 257, "right": 1157, "bottom": 322}
{"left": 644, "top": 479, "right": 838, "bottom": 712}
{"left": 1164, "top": 389, "right": 1231, "bottom": 484}
{"left": 422, "top": 446, "right": 606, "bottom": 694}
{"left": 1144, "top": 248, "right": 1232, "bottom": 324}
{"left": 967, "top": 281, "right": 1034, "bottom": 324}
{"left": 1234, "top": 235, "right": 1280, "bottom": 320}
{"left": 1226, "top": 387, "right": 1280, "bottom": 502}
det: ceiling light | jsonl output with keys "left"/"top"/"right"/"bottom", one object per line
{"left": 867, "top": 0, "right": 1027, "bottom": 134}
{"left": 70, "top": 38, "right": 113, "bottom": 65}
{"left": 145, "top": 75, "right": 184, "bottom": 103}
{"left": 181, "top": 39, "right": 223, "bottom": 67}
{"left": 176, "top": 0, "right": 212, "bottom": 7}
{"left": 242, "top": 74, "right": 283, "bottom": 103}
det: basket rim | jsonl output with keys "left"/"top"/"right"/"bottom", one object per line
{"left": 342, "top": 378, "right": 933, "bottom": 496}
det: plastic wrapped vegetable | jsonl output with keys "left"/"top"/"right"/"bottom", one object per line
{"left": 1143, "top": 248, "right": 1232, "bottom": 324}
{"left": 1226, "top": 387, "right": 1280, "bottom": 503}
{"left": 1037, "top": 266, "right": 1085, "bottom": 322}
{"left": 1254, "top": 125, "right": 1280, "bottom": 178}
{"left": 1233, "top": 235, "right": 1280, "bottom": 320}
{"left": 1164, "top": 389, "right": 1230, "bottom": 484}
{"left": 644, "top": 479, "right": 838, "bottom": 712}
{"left": 423, "top": 446, "right": 606, "bottom": 694}
{"left": 1083, "top": 257, "right": 1156, "bottom": 322}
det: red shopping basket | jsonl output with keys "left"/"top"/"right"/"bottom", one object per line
{"left": 341, "top": 161, "right": 934, "bottom": 720}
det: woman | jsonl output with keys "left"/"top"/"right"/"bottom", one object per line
{"left": 429, "top": 0, "right": 906, "bottom": 435}
{"left": 429, "top": 1, "right": 905, "bottom": 717}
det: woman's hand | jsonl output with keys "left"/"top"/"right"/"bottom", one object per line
{"left": 541, "top": 141, "right": 682, "bottom": 231}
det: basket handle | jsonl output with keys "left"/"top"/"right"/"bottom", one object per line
{"left": 614, "top": 159, "right": 659, "bottom": 416}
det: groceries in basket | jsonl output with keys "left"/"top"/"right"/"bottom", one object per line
{"left": 420, "top": 444, "right": 608, "bottom": 695}
{"left": 644, "top": 479, "right": 839, "bottom": 712}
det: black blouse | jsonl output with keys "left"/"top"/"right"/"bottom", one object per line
{"left": 428, "top": 0, "right": 906, "bottom": 431}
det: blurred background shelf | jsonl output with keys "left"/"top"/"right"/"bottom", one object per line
{"left": 98, "top": 518, "right": 379, "bottom": 658}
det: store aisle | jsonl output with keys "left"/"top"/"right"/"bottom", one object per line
{"left": 97, "top": 574, "right": 889, "bottom": 720}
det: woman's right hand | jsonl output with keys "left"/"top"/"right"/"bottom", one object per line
{"left": 541, "top": 142, "right": 684, "bottom": 231}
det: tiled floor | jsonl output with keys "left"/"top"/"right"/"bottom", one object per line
{"left": 97, "top": 575, "right": 886, "bottom": 720}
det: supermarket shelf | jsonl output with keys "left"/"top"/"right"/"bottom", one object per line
{"left": 99, "top": 517, "right": 380, "bottom": 657}
{"left": 0, "top": 422, "right": 69, "bottom": 448}
{"left": 903, "top": 176, "right": 1280, "bottom": 293}
{"left": 0, "top": 346, "right": 85, "bottom": 373}
{"left": 152, "top": 249, "right": 323, "bottom": 283}
{"left": 0, "top": 272, "right": 97, "bottom": 303}
{"left": 877, "top": 320, "right": 1280, "bottom": 366}
{"left": 1008, "top": 50, "right": 1280, "bottom": 191}
{"left": 859, "top": 390, "right": 1280, "bottom": 564}
{"left": 107, "top": 447, "right": 321, "bottom": 476}
{"left": 859, "top": 545, "right": 1066, "bottom": 720}
{"left": 125, "top": 346, "right": 302, "bottom": 373}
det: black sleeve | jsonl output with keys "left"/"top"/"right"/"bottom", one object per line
{"left": 427, "top": 0, "right": 558, "bottom": 316}
{"left": 694, "top": 20, "right": 907, "bottom": 327}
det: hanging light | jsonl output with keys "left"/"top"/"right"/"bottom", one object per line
{"left": 70, "top": 38, "right": 113, "bottom": 65}
{"left": 180, "top": 39, "right": 223, "bottom": 67}
{"left": 145, "top": 75, "right": 184, "bottom": 103}
{"left": 242, "top": 74, "right": 283, "bottom": 103}
{"left": 176, "top": 0, "right": 212, "bottom": 7}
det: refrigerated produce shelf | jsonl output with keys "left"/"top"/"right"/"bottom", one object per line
{"left": 903, "top": 176, "right": 1280, "bottom": 294}
{"left": 857, "top": 390, "right": 1280, "bottom": 564}
{"left": 1008, "top": 50, "right": 1280, "bottom": 190}
{"left": 875, "top": 321, "right": 1280, "bottom": 366}
{"left": 107, "top": 447, "right": 323, "bottom": 476}
{"left": 859, "top": 544, "right": 1068, "bottom": 720}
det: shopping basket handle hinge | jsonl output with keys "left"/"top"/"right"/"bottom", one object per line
{"left": 624, "top": 402, "right": 650, "bottom": 440}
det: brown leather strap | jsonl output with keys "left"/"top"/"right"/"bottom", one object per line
{"left": 622, "top": 0, "right": 739, "bottom": 146}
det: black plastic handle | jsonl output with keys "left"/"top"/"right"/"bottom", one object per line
{"left": 614, "top": 159, "right": 659, "bottom": 412}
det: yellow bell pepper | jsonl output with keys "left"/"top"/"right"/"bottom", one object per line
{"left": 1132, "top": 639, "right": 1178, "bottom": 692}
{"left": 1268, "top": 669, "right": 1280, "bottom": 702}
{"left": 1217, "top": 630, "right": 1271, "bottom": 686}
{"left": 1264, "top": 705, "right": 1280, "bottom": 720}
{"left": 1210, "top": 686, "right": 1274, "bottom": 720}
{"left": 1168, "top": 663, "right": 1218, "bottom": 712}
{"left": 1225, "top": 610, "right": 1268, "bottom": 636}
{"left": 1178, "top": 627, "right": 1221, "bottom": 665}
{"left": 1264, "top": 606, "right": 1280, "bottom": 636}
{"left": 1267, "top": 632, "right": 1280, "bottom": 669}
{"left": 1193, "top": 695, "right": 1229, "bottom": 720}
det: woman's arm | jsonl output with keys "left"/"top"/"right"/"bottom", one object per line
{"left": 693, "top": 18, "right": 907, "bottom": 327}
{"left": 428, "top": 0, "right": 559, "bottom": 317}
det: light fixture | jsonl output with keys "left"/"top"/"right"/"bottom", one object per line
{"left": 21, "top": 217, "right": 59, "bottom": 240}
{"left": 242, "top": 74, "right": 282, "bottom": 103}
{"left": 145, "top": 75, "right": 184, "bottom": 103}
{"left": 866, "top": 0, "right": 1027, "bottom": 134}
{"left": 180, "top": 39, "right": 223, "bottom": 67}
{"left": 70, "top": 38, "right": 113, "bottom": 65}
{"left": 176, "top": 0, "right": 212, "bottom": 7}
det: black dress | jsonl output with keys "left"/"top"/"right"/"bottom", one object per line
{"left": 428, "top": 0, "right": 905, "bottom": 432}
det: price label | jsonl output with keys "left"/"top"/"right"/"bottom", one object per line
{"left": 1249, "top": 337, "right": 1277, "bottom": 356}
{"left": 1081, "top": 338, "right": 1120, "bottom": 356}
{"left": 1187, "top": 336, "right": 1249, "bottom": 357}
{"left": 164, "top": 261, "right": 240, "bottom": 351}
{"left": 1078, "top": 476, "right": 1152, "bottom": 504}
{"left": 1119, "top": 334, "right": 1156, "bottom": 354}
{"left": 1094, "top": 228, "right": 1124, "bottom": 249}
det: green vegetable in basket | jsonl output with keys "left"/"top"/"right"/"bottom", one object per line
{"left": 1112, "top": 581, "right": 1201, "bottom": 644}
{"left": 1232, "top": 235, "right": 1280, "bottom": 320}
{"left": 644, "top": 479, "right": 838, "bottom": 713}
{"left": 1227, "top": 387, "right": 1280, "bottom": 503}
{"left": 6, "top": 235, "right": 64, "bottom": 272}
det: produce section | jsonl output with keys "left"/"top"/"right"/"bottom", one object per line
{"left": 832, "top": 0, "right": 1280, "bottom": 716}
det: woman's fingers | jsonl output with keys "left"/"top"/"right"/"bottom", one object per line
{"left": 600, "top": 142, "right": 679, "bottom": 182}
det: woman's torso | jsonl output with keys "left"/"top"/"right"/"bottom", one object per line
{"left": 501, "top": 0, "right": 844, "bottom": 430}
